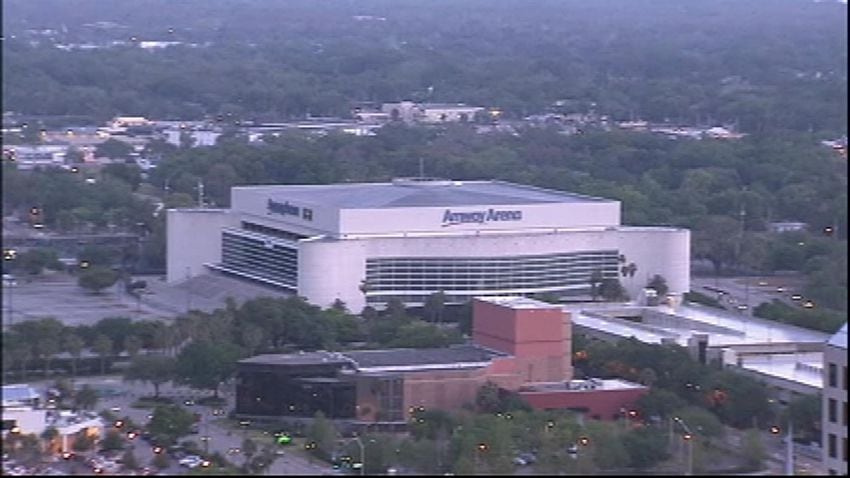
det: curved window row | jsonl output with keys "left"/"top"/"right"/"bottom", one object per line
{"left": 365, "top": 250, "right": 619, "bottom": 303}
{"left": 221, "top": 230, "right": 298, "bottom": 287}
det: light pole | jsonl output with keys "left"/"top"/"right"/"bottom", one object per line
{"left": 342, "top": 436, "right": 365, "bottom": 476}
{"left": 672, "top": 416, "right": 694, "bottom": 475}
{"left": 3, "top": 249, "right": 17, "bottom": 327}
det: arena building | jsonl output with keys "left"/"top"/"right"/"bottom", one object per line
{"left": 167, "top": 178, "right": 690, "bottom": 310}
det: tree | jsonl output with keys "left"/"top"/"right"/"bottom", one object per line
{"left": 148, "top": 405, "right": 196, "bottom": 446}
{"left": 101, "top": 429, "right": 126, "bottom": 451}
{"left": 306, "top": 411, "right": 338, "bottom": 460}
{"left": 125, "top": 334, "right": 142, "bottom": 357}
{"left": 423, "top": 291, "right": 447, "bottom": 323}
{"left": 74, "top": 384, "right": 99, "bottom": 411}
{"left": 41, "top": 426, "right": 59, "bottom": 452}
{"left": 647, "top": 274, "right": 669, "bottom": 298}
{"left": 15, "top": 248, "right": 63, "bottom": 275}
{"left": 122, "top": 449, "right": 140, "bottom": 470}
{"left": 589, "top": 270, "right": 604, "bottom": 301}
{"left": 475, "top": 382, "right": 502, "bottom": 414}
{"left": 96, "top": 139, "right": 134, "bottom": 159}
{"left": 36, "top": 337, "right": 60, "bottom": 377}
{"left": 63, "top": 333, "right": 85, "bottom": 377}
{"left": 73, "top": 433, "right": 95, "bottom": 452}
{"left": 599, "top": 278, "right": 628, "bottom": 301}
{"left": 241, "top": 437, "right": 257, "bottom": 469}
{"left": 93, "top": 334, "right": 114, "bottom": 374}
{"left": 152, "top": 452, "right": 171, "bottom": 470}
{"left": 101, "top": 163, "right": 143, "bottom": 190}
{"left": 65, "top": 147, "right": 85, "bottom": 164}
{"left": 693, "top": 215, "right": 741, "bottom": 274}
{"left": 4, "top": 433, "right": 43, "bottom": 465}
{"left": 124, "top": 355, "right": 177, "bottom": 398}
{"left": 78, "top": 266, "right": 119, "bottom": 294}
{"left": 636, "top": 389, "right": 686, "bottom": 419}
{"left": 622, "top": 426, "right": 669, "bottom": 469}
{"left": 740, "top": 428, "right": 766, "bottom": 471}
{"left": 175, "top": 341, "right": 242, "bottom": 398}
{"left": 783, "top": 394, "right": 822, "bottom": 443}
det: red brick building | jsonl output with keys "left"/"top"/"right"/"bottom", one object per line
{"left": 236, "top": 296, "right": 646, "bottom": 424}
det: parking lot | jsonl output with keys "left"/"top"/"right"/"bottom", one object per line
{"left": 21, "top": 375, "right": 336, "bottom": 475}
{"left": 2, "top": 271, "right": 288, "bottom": 328}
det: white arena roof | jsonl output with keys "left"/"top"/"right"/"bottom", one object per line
{"left": 233, "top": 179, "right": 612, "bottom": 209}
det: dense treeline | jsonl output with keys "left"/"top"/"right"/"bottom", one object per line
{"left": 1, "top": 296, "right": 462, "bottom": 379}
{"left": 3, "top": 0, "right": 847, "bottom": 134}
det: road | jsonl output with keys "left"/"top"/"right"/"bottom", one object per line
{"left": 690, "top": 275, "right": 808, "bottom": 316}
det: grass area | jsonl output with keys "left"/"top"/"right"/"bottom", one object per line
{"left": 131, "top": 396, "right": 175, "bottom": 409}
{"left": 197, "top": 396, "right": 228, "bottom": 407}
{"left": 684, "top": 291, "right": 727, "bottom": 309}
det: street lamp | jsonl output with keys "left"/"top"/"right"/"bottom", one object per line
{"left": 672, "top": 417, "right": 694, "bottom": 476}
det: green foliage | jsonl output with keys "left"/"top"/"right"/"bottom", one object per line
{"left": 101, "top": 429, "right": 126, "bottom": 451}
{"left": 754, "top": 300, "right": 845, "bottom": 333}
{"left": 636, "top": 389, "right": 687, "bottom": 419}
{"left": 96, "top": 139, "right": 134, "bottom": 159}
{"left": 622, "top": 426, "right": 669, "bottom": 469}
{"left": 152, "top": 452, "right": 171, "bottom": 470}
{"left": 13, "top": 248, "right": 63, "bottom": 275}
{"left": 306, "top": 411, "right": 338, "bottom": 461}
{"left": 78, "top": 266, "right": 119, "bottom": 293}
{"left": 740, "top": 429, "right": 766, "bottom": 471}
{"left": 148, "top": 404, "right": 196, "bottom": 446}
{"left": 175, "top": 340, "right": 243, "bottom": 397}
{"left": 72, "top": 432, "right": 95, "bottom": 452}
{"left": 600, "top": 278, "right": 629, "bottom": 301}
{"left": 671, "top": 406, "right": 725, "bottom": 439}
{"left": 124, "top": 355, "right": 177, "bottom": 398}
{"left": 578, "top": 337, "right": 770, "bottom": 430}
{"left": 122, "top": 449, "right": 140, "bottom": 471}
{"left": 783, "top": 394, "right": 822, "bottom": 443}
{"left": 683, "top": 291, "right": 726, "bottom": 309}
{"left": 647, "top": 274, "right": 669, "bottom": 297}
{"left": 73, "top": 384, "right": 99, "bottom": 410}
{"left": 387, "top": 320, "right": 463, "bottom": 349}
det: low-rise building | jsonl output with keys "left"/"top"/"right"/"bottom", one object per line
{"left": 822, "top": 324, "right": 847, "bottom": 475}
{"left": 235, "top": 297, "right": 646, "bottom": 427}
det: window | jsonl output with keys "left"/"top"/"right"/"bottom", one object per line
{"left": 829, "top": 398, "right": 838, "bottom": 423}
{"left": 828, "top": 433, "right": 837, "bottom": 459}
{"left": 828, "top": 363, "right": 837, "bottom": 388}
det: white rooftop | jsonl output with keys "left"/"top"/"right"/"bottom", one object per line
{"left": 476, "top": 296, "right": 562, "bottom": 310}
{"left": 569, "top": 303, "right": 833, "bottom": 391}
{"left": 827, "top": 323, "right": 847, "bottom": 349}
{"left": 737, "top": 352, "right": 823, "bottom": 389}
{"left": 570, "top": 303, "right": 830, "bottom": 347}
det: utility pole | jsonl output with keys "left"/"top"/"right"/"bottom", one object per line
{"left": 418, "top": 157, "right": 425, "bottom": 179}
{"left": 785, "top": 423, "right": 794, "bottom": 476}
{"left": 197, "top": 179, "right": 205, "bottom": 208}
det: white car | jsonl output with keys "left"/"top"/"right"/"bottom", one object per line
{"left": 179, "top": 456, "right": 203, "bottom": 468}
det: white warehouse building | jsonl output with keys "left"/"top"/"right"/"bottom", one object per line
{"left": 167, "top": 178, "right": 690, "bottom": 311}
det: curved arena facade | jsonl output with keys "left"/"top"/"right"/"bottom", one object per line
{"left": 167, "top": 179, "right": 689, "bottom": 310}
